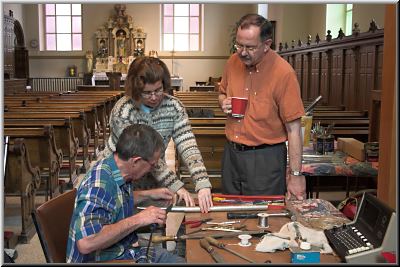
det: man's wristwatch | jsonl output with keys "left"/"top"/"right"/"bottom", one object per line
{"left": 290, "top": 170, "right": 302, "bottom": 176}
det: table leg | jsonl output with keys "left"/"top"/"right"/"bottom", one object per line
{"left": 305, "top": 175, "right": 313, "bottom": 199}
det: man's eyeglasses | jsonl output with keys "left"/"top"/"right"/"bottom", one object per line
{"left": 234, "top": 43, "right": 261, "bottom": 53}
{"left": 142, "top": 158, "right": 157, "bottom": 169}
{"left": 141, "top": 87, "right": 164, "bottom": 99}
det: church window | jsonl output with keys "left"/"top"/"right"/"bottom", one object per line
{"left": 345, "top": 4, "right": 353, "bottom": 35}
{"left": 162, "top": 4, "right": 202, "bottom": 51}
{"left": 44, "top": 4, "right": 82, "bottom": 51}
{"left": 326, "top": 4, "right": 353, "bottom": 37}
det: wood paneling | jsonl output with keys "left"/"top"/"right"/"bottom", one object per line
{"left": 330, "top": 49, "right": 345, "bottom": 107}
{"left": 310, "top": 51, "right": 321, "bottom": 100}
{"left": 301, "top": 53, "right": 311, "bottom": 101}
{"left": 320, "top": 50, "right": 330, "bottom": 105}
{"left": 278, "top": 25, "right": 384, "bottom": 157}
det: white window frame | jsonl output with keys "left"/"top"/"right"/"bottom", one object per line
{"left": 161, "top": 3, "right": 203, "bottom": 52}
{"left": 345, "top": 4, "right": 353, "bottom": 35}
{"left": 42, "top": 3, "right": 82, "bottom": 51}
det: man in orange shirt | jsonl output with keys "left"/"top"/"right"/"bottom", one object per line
{"left": 218, "top": 14, "right": 306, "bottom": 200}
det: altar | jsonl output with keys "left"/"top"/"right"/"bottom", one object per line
{"left": 87, "top": 4, "right": 147, "bottom": 83}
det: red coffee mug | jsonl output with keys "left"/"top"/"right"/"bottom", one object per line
{"left": 231, "top": 97, "right": 248, "bottom": 118}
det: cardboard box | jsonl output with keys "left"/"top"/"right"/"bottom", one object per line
{"left": 337, "top": 138, "right": 365, "bottom": 161}
{"left": 290, "top": 246, "right": 321, "bottom": 263}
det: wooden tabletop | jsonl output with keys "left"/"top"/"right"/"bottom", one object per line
{"left": 184, "top": 211, "right": 341, "bottom": 264}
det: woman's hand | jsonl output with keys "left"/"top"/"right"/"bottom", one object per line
{"left": 175, "top": 187, "right": 195, "bottom": 207}
{"left": 197, "top": 188, "right": 213, "bottom": 213}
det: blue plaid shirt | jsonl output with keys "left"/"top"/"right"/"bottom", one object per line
{"left": 66, "top": 155, "right": 138, "bottom": 263}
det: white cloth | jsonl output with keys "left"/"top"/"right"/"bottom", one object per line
{"left": 256, "top": 222, "right": 333, "bottom": 254}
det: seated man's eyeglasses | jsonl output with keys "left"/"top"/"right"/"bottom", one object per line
{"left": 141, "top": 87, "right": 164, "bottom": 99}
{"left": 142, "top": 158, "right": 157, "bottom": 168}
{"left": 234, "top": 43, "right": 261, "bottom": 53}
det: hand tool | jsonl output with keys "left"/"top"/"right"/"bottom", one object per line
{"left": 293, "top": 222, "right": 306, "bottom": 244}
{"left": 212, "top": 197, "right": 285, "bottom": 205}
{"left": 200, "top": 225, "right": 246, "bottom": 232}
{"left": 200, "top": 238, "right": 225, "bottom": 263}
{"left": 150, "top": 229, "right": 270, "bottom": 244}
{"left": 188, "top": 224, "right": 246, "bottom": 235}
{"left": 182, "top": 218, "right": 212, "bottom": 228}
{"left": 205, "top": 236, "right": 257, "bottom": 263}
{"left": 145, "top": 223, "right": 157, "bottom": 263}
{"left": 304, "top": 95, "right": 323, "bottom": 116}
{"left": 205, "top": 220, "right": 241, "bottom": 225}
{"left": 227, "top": 210, "right": 292, "bottom": 219}
{"left": 145, "top": 204, "right": 172, "bottom": 262}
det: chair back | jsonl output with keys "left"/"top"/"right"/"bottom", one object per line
{"left": 32, "top": 188, "right": 77, "bottom": 263}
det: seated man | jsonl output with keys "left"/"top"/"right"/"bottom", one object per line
{"left": 66, "top": 124, "right": 185, "bottom": 263}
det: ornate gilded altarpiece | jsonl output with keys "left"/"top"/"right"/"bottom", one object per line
{"left": 90, "top": 4, "right": 147, "bottom": 75}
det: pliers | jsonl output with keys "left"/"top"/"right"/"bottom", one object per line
{"left": 182, "top": 218, "right": 213, "bottom": 228}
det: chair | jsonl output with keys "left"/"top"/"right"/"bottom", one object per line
{"left": 32, "top": 188, "right": 134, "bottom": 263}
{"left": 31, "top": 188, "right": 77, "bottom": 263}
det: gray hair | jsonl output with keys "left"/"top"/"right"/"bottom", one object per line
{"left": 116, "top": 124, "right": 164, "bottom": 161}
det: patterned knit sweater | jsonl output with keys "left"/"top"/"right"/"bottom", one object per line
{"left": 101, "top": 94, "right": 212, "bottom": 193}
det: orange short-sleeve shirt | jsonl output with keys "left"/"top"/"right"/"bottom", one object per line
{"left": 219, "top": 50, "right": 305, "bottom": 146}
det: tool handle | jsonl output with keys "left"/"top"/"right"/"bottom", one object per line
{"left": 227, "top": 213, "right": 258, "bottom": 219}
{"left": 200, "top": 238, "right": 213, "bottom": 253}
{"left": 205, "top": 236, "right": 224, "bottom": 248}
{"left": 189, "top": 221, "right": 202, "bottom": 228}
{"left": 151, "top": 235, "right": 177, "bottom": 243}
{"left": 182, "top": 220, "right": 197, "bottom": 225}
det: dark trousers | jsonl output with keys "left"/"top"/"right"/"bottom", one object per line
{"left": 221, "top": 141, "right": 287, "bottom": 195}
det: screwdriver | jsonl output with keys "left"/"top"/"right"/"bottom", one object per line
{"left": 205, "top": 236, "right": 257, "bottom": 263}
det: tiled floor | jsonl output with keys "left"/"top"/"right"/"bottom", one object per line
{"left": 4, "top": 140, "right": 360, "bottom": 264}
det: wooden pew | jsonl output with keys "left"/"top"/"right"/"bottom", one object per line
{"left": 4, "top": 118, "right": 79, "bottom": 187}
{"left": 313, "top": 110, "right": 367, "bottom": 117}
{"left": 188, "top": 116, "right": 369, "bottom": 141}
{"left": 4, "top": 125, "right": 62, "bottom": 201}
{"left": 5, "top": 138, "right": 41, "bottom": 243}
{"left": 4, "top": 105, "right": 101, "bottom": 156}
{"left": 4, "top": 111, "right": 90, "bottom": 172}
{"left": 174, "top": 91, "right": 219, "bottom": 97}
{"left": 7, "top": 100, "right": 107, "bottom": 145}
{"left": 188, "top": 85, "right": 216, "bottom": 92}
{"left": 5, "top": 90, "right": 124, "bottom": 144}
{"left": 178, "top": 126, "right": 226, "bottom": 192}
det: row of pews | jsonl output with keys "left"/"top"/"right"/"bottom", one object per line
{"left": 173, "top": 91, "right": 370, "bottom": 192}
{"left": 3, "top": 89, "right": 124, "bottom": 243}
